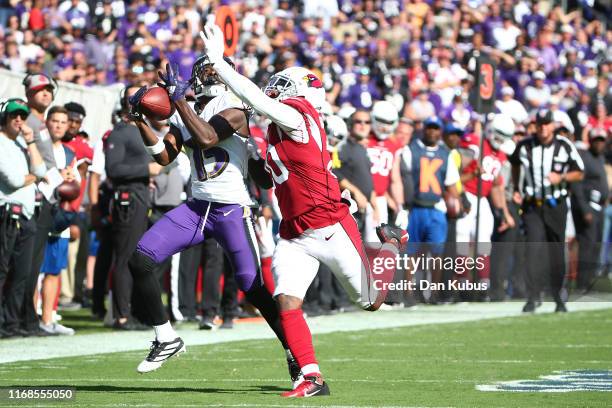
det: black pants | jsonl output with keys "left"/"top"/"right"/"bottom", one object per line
{"left": 111, "top": 187, "right": 149, "bottom": 319}
{"left": 573, "top": 208, "right": 604, "bottom": 289}
{"left": 72, "top": 212, "right": 90, "bottom": 303}
{"left": 175, "top": 243, "right": 200, "bottom": 320}
{"left": 201, "top": 239, "right": 237, "bottom": 319}
{"left": 92, "top": 225, "right": 113, "bottom": 316}
{"left": 490, "top": 201, "right": 527, "bottom": 300}
{"left": 22, "top": 199, "right": 53, "bottom": 330}
{"left": 1, "top": 213, "right": 36, "bottom": 331}
{"left": 522, "top": 200, "right": 567, "bottom": 303}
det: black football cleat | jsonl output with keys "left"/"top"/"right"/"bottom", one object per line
{"left": 522, "top": 301, "right": 536, "bottom": 313}
{"left": 287, "top": 357, "right": 303, "bottom": 389}
{"left": 281, "top": 373, "right": 330, "bottom": 397}
{"left": 137, "top": 337, "right": 186, "bottom": 373}
{"left": 555, "top": 302, "right": 568, "bottom": 313}
{"left": 376, "top": 224, "right": 408, "bottom": 250}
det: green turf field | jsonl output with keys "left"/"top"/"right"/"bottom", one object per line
{"left": 1, "top": 308, "right": 611, "bottom": 407}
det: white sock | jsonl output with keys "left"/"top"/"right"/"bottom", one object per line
{"left": 301, "top": 363, "right": 321, "bottom": 376}
{"left": 154, "top": 321, "right": 177, "bottom": 342}
{"left": 285, "top": 349, "right": 294, "bottom": 360}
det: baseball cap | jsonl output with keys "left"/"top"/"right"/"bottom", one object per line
{"left": 64, "top": 102, "right": 86, "bottom": 120}
{"left": 501, "top": 86, "right": 514, "bottom": 96}
{"left": 533, "top": 71, "right": 546, "bottom": 80}
{"left": 444, "top": 122, "right": 464, "bottom": 136}
{"left": 5, "top": 99, "right": 30, "bottom": 116}
{"left": 424, "top": 116, "right": 443, "bottom": 128}
{"left": 589, "top": 127, "right": 607, "bottom": 140}
{"left": 535, "top": 109, "right": 553, "bottom": 125}
{"left": 24, "top": 73, "right": 56, "bottom": 93}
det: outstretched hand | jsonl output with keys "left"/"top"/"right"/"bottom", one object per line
{"left": 199, "top": 23, "right": 225, "bottom": 65}
{"left": 158, "top": 63, "right": 193, "bottom": 102}
{"left": 128, "top": 86, "right": 148, "bottom": 122}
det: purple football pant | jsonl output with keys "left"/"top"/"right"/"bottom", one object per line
{"left": 136, "top": 199, "right": 261, "bottom": 292}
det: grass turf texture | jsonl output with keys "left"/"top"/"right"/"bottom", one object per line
{"left": 1, "top": 308, "right": 610, "bottom": 407}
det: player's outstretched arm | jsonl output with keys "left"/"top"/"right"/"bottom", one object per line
{"left": 200, "top": 24, "right": 303, "bottom": 132}
{"left": 175, "top": 99, "right": 249, "bottom": 149}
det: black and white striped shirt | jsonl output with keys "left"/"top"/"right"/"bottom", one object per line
{"left": 510, "top": 135, "right": 584, "bottom": 200}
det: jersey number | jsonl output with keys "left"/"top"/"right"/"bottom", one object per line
{"left": 419, "top": 157, "right": 443, "bottom": 194}
{"left": 193, "top": 146, "right": 229, "bottom": 181}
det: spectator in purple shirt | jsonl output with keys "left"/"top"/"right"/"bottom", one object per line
{"left": 346, "top": 67, "right": 381, "bottom": 109}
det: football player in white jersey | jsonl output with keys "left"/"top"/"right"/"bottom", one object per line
{"left": 127, "top": 58, "right": 299, "bottom": 383}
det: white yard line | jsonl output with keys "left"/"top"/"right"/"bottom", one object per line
{"left": 1, "top": 301, "right": 611, "bottom": 365}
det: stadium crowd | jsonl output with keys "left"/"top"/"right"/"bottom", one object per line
{"left": 0, "top": 0, "right": 611, "bottom": 337}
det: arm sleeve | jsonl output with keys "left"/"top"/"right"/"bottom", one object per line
{"left": 104, "top": 135, "right": 149, "bottom": 180}
{"left": 214, "top": 60, "right": 304, "bottom": 133}
{"left": 571, "top": 151, "right": 590, "bottom": 216}
{"left": 0, "top": 158, "right": 26, "bottom": 189}
{"left": 31, "top": 162, "right": 47, "bottom": 179}
{"left": 566, "top": 141, "right": 585, "bottom": 172}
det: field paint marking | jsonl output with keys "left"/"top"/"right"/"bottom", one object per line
{"left": 0, "top": 405, "right": 453, "bottom": 408}
{"left": 0, "top": 378, "right": 476, "bottom": 384}
{"left": 1, "top": 301, "right": 611, "bottom": 365}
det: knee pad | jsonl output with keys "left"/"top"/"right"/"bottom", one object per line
{"left": 128, "top": 250, "right": 157, "bottom": 280}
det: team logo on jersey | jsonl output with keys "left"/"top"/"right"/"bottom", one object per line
{"left": 304, "top": 74, "right": 323, "bottom": 89}
{"left": 477, "top": 370, "right": 612, "bottom": 392}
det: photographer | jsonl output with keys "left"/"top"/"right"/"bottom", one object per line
{"left": 0, "top": 99, "right": 46, "bottom": 338}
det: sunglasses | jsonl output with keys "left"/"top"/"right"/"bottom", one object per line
{"left": 353, "top": 120, "right": 371, "bottom": 125}
{"left": 9, "top": 111, "right": 28, "bottom": 120}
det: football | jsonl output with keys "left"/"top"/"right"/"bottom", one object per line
{"left": 57, "top": 179, "right": 80, "bottom": 202}
{"left": 139, "top": 87, "right": 175, "bottom": 120}
{"left": 444, "top": 191, "right": 463, "bottom": 218}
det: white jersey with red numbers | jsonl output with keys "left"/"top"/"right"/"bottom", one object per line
{"left": 264, "top": 97, "right": 348, "bottom": 240}
{"left": 367, "top": 135, "right": 401, "bottom": 197}
{"left": 461, "top": 134, "right": 506, "bottom": 197}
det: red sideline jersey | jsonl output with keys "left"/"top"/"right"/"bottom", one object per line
{"left": 367, "top": 135, "right": 400, "bottom": 197}
{"left": 265, "top": 97, "right": 348, "bottom": 239}
{"left": 460, "top": 134, "right": 506, "bottom": 197}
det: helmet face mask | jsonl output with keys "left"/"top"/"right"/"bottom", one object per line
{"left": 263, "top": 67, "right": 325, "bottom": 111}
{"left": 191, "top": 55, "right": 234, "bottom": 99}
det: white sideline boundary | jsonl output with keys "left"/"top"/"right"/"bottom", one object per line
{"left": 1, "top": 301, "right": 611, "bottom": 365}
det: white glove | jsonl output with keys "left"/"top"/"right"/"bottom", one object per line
{"left": 247, "top": 137, "right": 262, "bottom": 160}
{"left": 341, "top": 189, "right": 359, "bottom": 214}
{"left": 199, "top": 23, "right": 225, "bottom": 65}
{"left": 395, "top": 208, "right": 409, "bottom": 230}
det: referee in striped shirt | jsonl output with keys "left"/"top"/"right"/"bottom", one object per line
{"left": 510, "top": 109, "right": 584, "bottom": 313}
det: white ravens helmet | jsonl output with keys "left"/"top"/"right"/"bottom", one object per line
{"left": 487, "top": 113, "right": 516, "bottom": 154}
{"left": 371, "top": 100, "right": 399, "bottom": 140}
{"left": 263, "top": 67, "right": 326, "bottom": 112}
{"left": 191, "top": 54, "right": 235, "bottom": 99}
{"left": 324, "top": 115, "right": 348, "bottom": 151}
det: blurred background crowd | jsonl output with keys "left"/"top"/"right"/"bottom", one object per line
{"left": 0, "top": 0, "right": 611, "bottom": 337}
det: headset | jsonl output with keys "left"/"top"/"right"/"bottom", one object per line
{"left": 22, "top": 73, "right": 59, "bottom": 98}
{"left": 0, "top": 98, "right": 29, "bottom": 126}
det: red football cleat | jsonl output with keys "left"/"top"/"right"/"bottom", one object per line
{"left": 281, "top": 373, "right": 330, "bottom": 397}
{"left": 375, "top": 223, "right": 409, "bottom": 250}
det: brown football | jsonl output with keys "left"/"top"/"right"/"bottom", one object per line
{"left": 139, "top": 87, "right": 175, "bottom": 120}
{"left": 444, "top": 191, "right": 462, "bottom": 219}
{"left": 57, "top": 180, "right": 80, "bottom": 202}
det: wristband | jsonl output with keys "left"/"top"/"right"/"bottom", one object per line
{"left": 26, "top": 140, "right": 36, "bottom": 145}
{"left": 144, "top": 139, "right": 165, "bottom": 156}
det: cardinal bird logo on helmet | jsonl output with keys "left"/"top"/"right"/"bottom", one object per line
{"left": 304, "top": 74, "right": 323, "bottom": 89}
